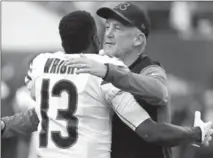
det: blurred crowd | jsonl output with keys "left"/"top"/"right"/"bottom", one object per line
{"left": 1, "top": 2, "right": 213, "bottom": 158}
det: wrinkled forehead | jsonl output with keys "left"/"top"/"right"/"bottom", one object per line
{"left": 106, "top": 18, "right": 142, "bottom": 36}
{"left": 106, "top": 18, "right": 134, "bottom": 29}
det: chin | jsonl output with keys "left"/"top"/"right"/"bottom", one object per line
{"left": 103, "top": 48, "right": 117, "bottom": 57}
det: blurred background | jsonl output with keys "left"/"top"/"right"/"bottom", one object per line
{"left": 1, "top": 1, "right": 213, "bottom": 158}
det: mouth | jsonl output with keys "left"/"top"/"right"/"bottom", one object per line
{"left": 104, "top": 42, "right": 115, "bottom": 45}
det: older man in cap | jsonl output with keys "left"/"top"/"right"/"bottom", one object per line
{"left": 66, "top": 2, "right": 175, "bottom": 158}
{"left": 97, "top": 2, "right": 171, "bottom": 158}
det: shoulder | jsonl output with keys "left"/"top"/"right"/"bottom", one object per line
{"left": 86, "top": 53, "right": 125, "bottom": 67}
{"left": 140, "top": 55, "right": 165, "bottom": 74}
{"left": 141, "top": 65, "right": 166, "bottom": 76}
{"left": 29, "top": 52, "right": 50, "bottom": 66}
{"left": 29, "top": 51, "right": 62, "bottom": 67}
{"left": 141, "top": 56, "right": 167, "bottom": 82}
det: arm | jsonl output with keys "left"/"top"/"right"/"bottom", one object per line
{"left": 64, "top": 54, "right": 168, "bottom": 106}
{"left": 104, "top": 64, "right": 168, "bottom": 106}
{"left": 25, "top": 53, "right": 48, "bottom": 100}
{"left": 136, "top": 118, "right": 201, "bottom": 147}
{"left": 1, "top": 108, "right": 39, "bottom": 138}
{"left": 107, "top": 90, "right": 211, "bottom": 147}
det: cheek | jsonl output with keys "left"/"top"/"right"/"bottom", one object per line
{"left": 117, "top": 38, "right": 132, "bottom": 51}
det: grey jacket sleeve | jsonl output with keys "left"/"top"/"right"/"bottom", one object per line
{"left": 1, "top": 108, "right": 39, "bottom": 138}
{"left": 103, "top": 64, "right": 169, "bottom": 106}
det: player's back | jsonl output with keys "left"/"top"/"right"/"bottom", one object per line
{"left": 28, "top": 52, "right": 117, "bottom": 158}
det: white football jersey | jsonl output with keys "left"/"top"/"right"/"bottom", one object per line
{"left": 25, "top": 51, "right": 150, "bottom": 158}
{"left": 25, "top": 51, "right": 123, "bottom": 158}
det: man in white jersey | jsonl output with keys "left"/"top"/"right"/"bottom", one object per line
{"left": 28, "top": 53, "right": 135, "bottom": 158}
{"left": 1, "top": 10, "right": 213, "bottom": 158}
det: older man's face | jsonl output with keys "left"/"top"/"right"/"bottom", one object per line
{"left": 103, "top": 18, "right": 136, "bottom": 59}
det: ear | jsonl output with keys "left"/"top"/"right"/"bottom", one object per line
{"left": 92, "top": 34, "right": 100, "bottom": 53}
{"left": 93, "top": 34, "right": 100, "bottom": 47}
{"left": 133, "top": 33, "right": 145, "bottom": 47}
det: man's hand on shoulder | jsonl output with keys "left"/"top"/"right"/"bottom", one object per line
{"left": 65, "top": 54, "right": 108, "bottom": 77}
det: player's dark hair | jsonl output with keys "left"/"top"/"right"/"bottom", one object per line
{"left": 59, "top": 11, "right": 97, "bottom": 54}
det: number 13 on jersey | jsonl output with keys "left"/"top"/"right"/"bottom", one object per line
{"left": 39, "top": 79, "right": 78, "bottom": 148}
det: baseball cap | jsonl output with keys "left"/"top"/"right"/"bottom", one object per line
{"left": 97, "top": 2, "right": 150, "bottom": 38}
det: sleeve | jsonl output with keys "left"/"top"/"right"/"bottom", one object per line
{"left": 103, "top": 64, "right": 169, "bottom": 106}
{"left": 1, "top": 108, "right": 39, "bottom": 138}
{"left": 24, "top": 53, "right": 47, "bottom": 99}
{"left": 135, "top": 118, "right": 202, "bottom": 147}
{"left": 101, "top": 83, "right": 150, "bottom": 131}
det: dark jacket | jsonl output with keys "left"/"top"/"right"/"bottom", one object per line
{"left": 104, "top": 54, "right": 171, "bottom": 158}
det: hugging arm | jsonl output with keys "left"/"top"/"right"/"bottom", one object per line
{"left": 103, "top": 64, "right": 168, "bottom": 106}
{"left": 106, "top": 90, "right": 210, "bottom": 147}
{"left": 1, "top": 108, "right": 39, "bottom": 138}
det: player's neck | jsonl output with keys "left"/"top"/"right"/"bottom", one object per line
{"left": 82, "top": 49, "right": 96, "bottom": 54}
{"left": 82, "top": 43, "right": 98, "bottom": 54}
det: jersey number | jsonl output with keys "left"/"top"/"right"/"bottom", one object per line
{"left": 39, "top": 79, "right": 78, "bottom": 148}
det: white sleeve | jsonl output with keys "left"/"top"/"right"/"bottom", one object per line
{"left": 24, "top": 53, "right": 48, "bottom": 99}
{"left": 13, "top": 87, "right": 37, "bottom": 112}
{"left": 101, "top": 83, "right": 150, "bottom": 131}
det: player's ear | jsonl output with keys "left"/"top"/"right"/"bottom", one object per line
{"left": 92, "top": 34, "right": 100, "bottom": 54}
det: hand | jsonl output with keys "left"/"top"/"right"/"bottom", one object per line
{"left": 65, "top": 54, "right": 107, "bottom": 78}
{"left": 1, "top": 120, "right": 5, "bottom": 131}
{"left": 192, "top": 111, "right": 213, "bottom": 147}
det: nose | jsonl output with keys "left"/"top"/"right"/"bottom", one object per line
{"left": 105, "top": 26, "right": 114, "bottom": 38}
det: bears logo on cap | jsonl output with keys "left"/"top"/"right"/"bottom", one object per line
{"left": 115, "top": 2, "right": 131, "bottom": 11}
